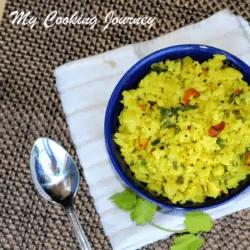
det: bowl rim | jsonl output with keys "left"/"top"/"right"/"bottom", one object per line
{"left": 104, "top": 44, "right": 250, "bottom": 211}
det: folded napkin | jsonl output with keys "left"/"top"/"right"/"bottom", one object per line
{"left": 55, "top": 9, "right": 250, "bottom": 250}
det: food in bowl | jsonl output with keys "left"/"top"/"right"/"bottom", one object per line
{"left": 114, "top": 54, "right": 250, "bottom": 204}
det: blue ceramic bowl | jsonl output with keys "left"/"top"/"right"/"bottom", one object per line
{"left": 104, "top": 44, "right": 250, "bottom": 210}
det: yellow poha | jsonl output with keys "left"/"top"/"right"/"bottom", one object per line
{"left": 114, "top": 54, "right": 250, "bottom": 204}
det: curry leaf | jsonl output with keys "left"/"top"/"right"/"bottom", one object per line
{"left": 179, "top": 105, "right": 197, "bottom": 112}
{"left": 175, "top": 127, "right": 181, "bottom": 134}
{"left": 229, "top": 93, "right": 236, "bottom": 104}
{"left": 151, "top": 64, "right": 168, "bottom": 74}
{"left": 151, "top": 139, "right": 160, "bottom": 146}
{"left": 160, "top": 105, "right": 197, "bottom": 118}
{"left": 162, "top": 120, "right": 176, "bottom": 129}
{"left": 173, "top": 161, "right": 178, "bottom": 171}
{"left": 216, "top": 138, "right": 226, "bottom": 149}
{"left": 160, "top": 107, "right": 174, "bottom": 118}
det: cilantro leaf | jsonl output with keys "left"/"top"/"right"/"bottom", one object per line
{"left": 162, "top": 120, "right": 176, "bottom": 129}
{"left": 141, "top": 160, "right": 147, "bottom": 166}
{"left": 130, "top": 197, "right": 157, "bottom": 225}
{"left": 184, "top": 211, "right": 214, "bottom": 234}
{"left": 110, "top": 189, "right": 214, "bottom": 250}
{"left": 170, "top": 234, "right": 205, "bottom": 250}
{"left": 110, "top": 189, "right": 137, "bottom": 211}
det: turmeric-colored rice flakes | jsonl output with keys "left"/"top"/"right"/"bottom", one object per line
{"left": 114, "top": 54, "right": 250, "bottom": 204}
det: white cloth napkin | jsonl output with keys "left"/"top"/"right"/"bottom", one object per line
{"left": 55, "top": 9, "right": 250, "bottom": 250}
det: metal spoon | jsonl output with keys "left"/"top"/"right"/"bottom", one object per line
{"left": 30, "top": 137, "right": 91, "bottom": 250}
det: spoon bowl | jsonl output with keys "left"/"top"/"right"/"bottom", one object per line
{"left": 30, "top": 137, "right": 79, "bottom": 206}
{"left": 30, "top": 137, "right": 91, "bottom": 250}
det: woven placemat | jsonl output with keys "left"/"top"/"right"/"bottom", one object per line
{"left": 0, "top": 0, "right": 250, "bottom": 249}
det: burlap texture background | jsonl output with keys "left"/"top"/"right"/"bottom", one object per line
{"left": 0, "top": 0, "right": 250, "bottom": 249}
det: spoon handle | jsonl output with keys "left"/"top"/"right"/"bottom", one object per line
{"left": 66, "top": 206, "right": 92, "bottom": 250}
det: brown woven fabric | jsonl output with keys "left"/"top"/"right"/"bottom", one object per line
{"left": 0, "top": 0, "right": 250, "bottom": 249}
